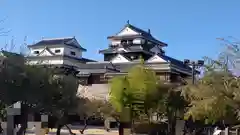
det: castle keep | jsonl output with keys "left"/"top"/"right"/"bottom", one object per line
{"left": 27, "top": 23, "right": 192, "bottom": 100}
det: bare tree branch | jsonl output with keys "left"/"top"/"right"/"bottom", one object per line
{"left": 0, "top": 17, "right": 10, "bottom": 37}
{"left": 0, "top": 17, "right": 7, "bottom": 24}
{"left": 0, "top": 30, "right": 11, "bottom": 35}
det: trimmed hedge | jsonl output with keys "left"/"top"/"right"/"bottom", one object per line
{"left": 134, "top": 122, "right": 167, "bottom": 135}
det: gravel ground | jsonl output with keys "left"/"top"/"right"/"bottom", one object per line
{"left": 25, "top": 125, "right": 119, "bottom": 135}
{"left": 0, "top": 125, "right": 118, "bottom": 135}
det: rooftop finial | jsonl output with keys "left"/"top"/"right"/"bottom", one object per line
{"left": 127, "top": 20, "right": 130, "bottom": 24}
{"left": 148, "top": 29, "right": 151, "bottom": 34}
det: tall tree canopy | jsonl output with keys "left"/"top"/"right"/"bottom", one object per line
{"left": 109, "top": 63, "right": 185, "bottom": 135}
{"left": 182, "top": 71, "right": 240, "bottom": 124}
{"left": 0, "top": 51, "right": 81, "bottom": 135}
{"left": 109, "top": 64, "right": 159, "bottom": 117}
{"left": 183, "top": 37, "right": 240, "bottom": 125}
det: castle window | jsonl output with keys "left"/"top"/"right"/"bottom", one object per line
{"left": 127, "top": 40, "right": 133, "bottom": 45}
{"left": 121, "top": 40, "right": 127, "bottom": 45}
{"left": 34, "top": 51, "right": 39, "bottom": 54}
{"left": 70, "top": 51, "right": 76, "bottom": 56}
{"left": 55, "top": 49, "right": 60, "bottom": 53}
{"left": 147, "top": 41, "right": 153, "bottom": 45}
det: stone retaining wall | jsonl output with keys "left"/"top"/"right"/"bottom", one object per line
{"left": 77, "top": 84, "right": 110, "bottom": 101}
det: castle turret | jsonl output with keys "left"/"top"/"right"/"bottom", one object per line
{"left": 99, "top": 22, "right": 166, "bottom": 63}
{"left": 26, "top": 37, "right": 94, "bottom": 68}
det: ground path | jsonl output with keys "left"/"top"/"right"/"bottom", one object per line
{"left": 25, "top": 125, "right": 119, "bottom": 135}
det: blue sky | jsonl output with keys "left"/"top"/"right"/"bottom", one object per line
{"left": 0, "top": 0, "right": 240, "bottom": 61}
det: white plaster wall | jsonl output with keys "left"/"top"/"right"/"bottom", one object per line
{"left": 29, "top": 45, "right": 83, "bottom": 58}
{"left": 117, "top": 47, "right": 127, "bottom": 52}
{"left": 147, "top": 55, "right": 166, "bottom": 63}
{"left": 27, "top": 57, "right": 64, "bottom": 65}
{"left": 111, "top": 40, "right": 121, "bottom": 46}
{"left": 133, "top": 38, "right": 144, "bottom": 44}
{"left": 111, "top": 54, "right": 130, "bottom": 63}
{"left": 77, "top": 84, "right": 109, "bottom": 101}
{"left": 29, "top": 46, "right": 64, "bottom": 56}
{"left": 64, "top": 46, "right": 82, "bottom": 58}
{"left": 111, "top": 39, "right": 144, "bottom": 45}
{"left": 117, "top": 27, "right": 139, "bottom": 36}
{"left": 52, "top": 47, "right": 64, "bottom": 55}
{"left": 27, "top": 57, "right": 84, "bottom": 67}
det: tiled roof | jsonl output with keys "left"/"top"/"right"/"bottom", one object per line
{"left": 0, "top": 50, "right": 24, "bottom": 62}
{"left": 157, "top": 54, "right": 192, "bottom": 71}
{"left": 28, "top": 37, "right": 87, "bottom": 51}
{"left": 1, "top": 50, "right": 23, "bottom": 58}
{"left": 99, "top": 45, "right": 154, "bottom": 54}
{"left": 77, "top": 68, "right": 109, "bottom": 74}
{"left": 27, "top": 55, "right": 95, "bottom": 63}
{"left": 126, "top": 24, "right": 151, "bottom": 37}
{"left": 77, "top": 62, "right": 113, "bottom": 69}
{"left": 80, "top": 57, "right": 96, "bottom": 62}
{"left": 0, "top": 51, "right": 25, "bottom": 68}
{"left": 63, "top": 55, "right": 96, "bottom": 62}
{"left": 35, "top": 37, "right": 73, "bottom": 45}
{"left": 78, "top": 61, "right": 170, "bottom": 73}
{"left": 108, "top": 24, "right": 167, "bottom": 47}
{"left": 76, "top": 54, "right": 194, "bottom": 75}
{"left": 155, "top": 54, "right": 199, "bottom": 74}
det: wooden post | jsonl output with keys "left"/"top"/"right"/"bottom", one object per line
{"left": 6, "top": 102, "right": 21, "bottom": 135}
{"left": 6, "top": 115, "right": 14, "bottom": 135}
{"left": 225, "top": 127, "right": 229, "bottom": 135}
{"left": 236, "top": 128, "right": 239, "bottom": 135}
{"left": 119, "top": 107, "right": 131, "bottom": 135}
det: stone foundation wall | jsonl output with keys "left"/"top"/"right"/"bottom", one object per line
{"left": 77, "top": 84, "right": 110, "bottom": 101}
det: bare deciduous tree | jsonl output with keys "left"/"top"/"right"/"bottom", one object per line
{"left": 0, "top": 18, "right": 10, "bottom": 37}
{"left": 203, "top": 37, "right": 240, "bottom": 73}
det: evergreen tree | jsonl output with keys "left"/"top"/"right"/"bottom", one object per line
{"left": 109, "top": 62, "right": 184, "bottom": 135}
{"left": 0, "top": 51, "right": 80, "bottom": 135}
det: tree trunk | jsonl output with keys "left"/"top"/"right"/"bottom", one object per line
{"left": 56, "top": 124, "right": 64, "bottom": 135}
{"left": 172, "top": 115, "right": 176, "bottom": 135}
{"left": 167, "top": 109, "right": 172, "bottom": 135}
{"left": 79, "top": 125, "right": 87, "bottom": 134}
{"left": 79, "top": 117, "right": 88, "bottom": 134}
{"left": 183, "top": 121, "right": 187, "bottom": 135}
{"left": 56, "top": 114, "right": 68, "bottom": 135}
{"left": 148, "top": 113, "right": 153, "bottom": 135}
{"left": 182, "top": 118, "right": 194, "bottom": 135}
{"left": 111, "top": 116, "right": 121, "bottom": 134}
{"left": 0, "top": 122, "right": 3, "bottom": 133}
{"left": 131, "top": 118, "right": 135, "bottom": 133}
{"left": 167, "top": 108, "right": 176, "bottom": 135}
{"left": 119, "top": 122, "right": 124, "bottom": 135}
{"left": 65, "top": 124, "right": 76, "bottom": 135}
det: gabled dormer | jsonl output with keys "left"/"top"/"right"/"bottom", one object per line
{"left": 117, "top": 25, "right": 140, "bottom": 36}
{"left": 28, "top": 37, "right": 86, "bottom": 58}
{"left": 26, "top": 37, "right": 94, "bottom": 67}
{"left": 107, "top": 22, "right": 167, "bottom": 48}
{"left": 110, "top": 53, "right": 131, "bottom": 63}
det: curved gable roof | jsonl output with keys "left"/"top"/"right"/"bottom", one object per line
{"left": 28, "top": 37, "right": 87, "bottom": 51}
